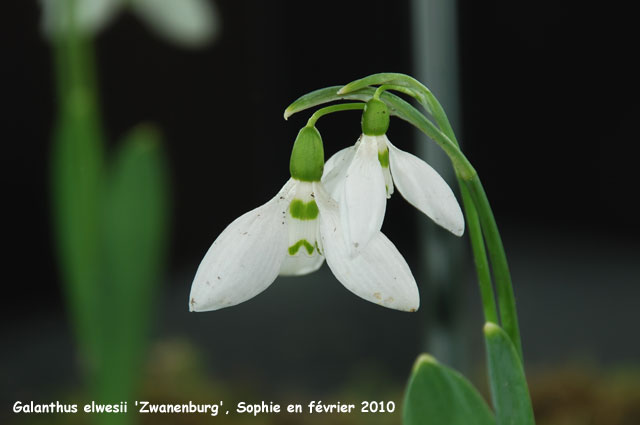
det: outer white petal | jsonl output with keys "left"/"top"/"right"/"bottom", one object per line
{"left": 131, "top": 0, "right": 220, "bottom": 48}
{"left": 315, "top": 183, "right": 419, "bottom": 312}
{"left": 189, "top": 180, "right": 293, "bottom": 312}
{"left": 386, "top": 138, "right": 465, "bottom": 237}
{"left": 279, "top": 251, "right": 324, "bottom": 276}
{"left": 341, "top": 135, "right": 387, "bottom": 254}
{"left": 321, "top": 146, "right": 355, "bottom": 200}
{"left": 41, "top": 0, "right": 124, "bottom": 37}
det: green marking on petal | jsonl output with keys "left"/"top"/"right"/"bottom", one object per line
{"left": 289, "top": 199, "right": 319, "bottom": 220}
{"left": 288, "top": 239, "right": 315, "bottom": 255}
{"left": 378, "top": 148, "right": 390, "bottom": 168}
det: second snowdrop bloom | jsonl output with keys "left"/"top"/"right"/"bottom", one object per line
{"left": 41, "top": 0, "right": 219, "bottom": 48}
{"left": 189, "top": 126, "right": 419, "bottom": 313}
{"left": 323, "top": 98, "right": 465, "bottom": 254}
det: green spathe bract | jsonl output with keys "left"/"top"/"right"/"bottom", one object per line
{"left": 362, "top": 98, "right": 390, "bottom": 136}
{"left": 289, "top": 126, "right": 324, "bottom": 182}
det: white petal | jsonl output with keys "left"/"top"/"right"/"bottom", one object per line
{"left": 131, "top": 0, "right": 220, "bottom": 48}
{"left": 41, "top": 0, "right": 123, "bottom": 37}
{"left": 387, "top": 138, "right": 465, "bottom": 236}
{"left": 189, "top": 180, "right": 294, "bottom": 312}
{"left": 315, "top": 183, "right": 419, "bottom": 312}
{"left": 279, "top": 252, "right": 324, "bottom": 276}
{"left": 341, "top": 135, "right": 387, "bottom": 254}
{"left": 322, "top": 146, "right": 355, "bottom": 199}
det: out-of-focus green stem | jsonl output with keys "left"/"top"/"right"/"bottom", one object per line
{"left": 52, "top": 0, "right": 105, "bottom": 375}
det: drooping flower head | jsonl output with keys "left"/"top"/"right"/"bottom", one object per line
{"left": 323, "top": 98, "right": 465, "bottom": 255}
{"left": 189, "top": 124, "right": 420, "bottom": 312}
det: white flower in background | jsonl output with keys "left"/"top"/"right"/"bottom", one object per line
{"left": 322, "top": 99, "right": 465, "bottom": 254}
{"left": 189, "top": 127, "right": 419, "bottom": 313}
{"left": 40, "top": 0, "right": 220, "bottom": 48}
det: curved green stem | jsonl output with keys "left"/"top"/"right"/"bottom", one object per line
{"left": 423, "top": 98, "right": 498, "bottom": 326}
{"left": 465, "top": 176, "right": 522, "bottom": 359}
{"left": 460, "top": 184, "right": 498, "bottom": 324}
{"left": 306, "top": 102, "right": 365, "bottom": 127}
{"left": 421, "top": 92, "right": 523, "bottom": 360}
{"left": 340, "top": 73, "right": 523, "bottom": 359}
{"left": 419, "top": 85, "right": 523, "bottom": 360}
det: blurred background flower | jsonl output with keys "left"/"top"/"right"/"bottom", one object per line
{"left": 41, "top": 0, "right": 220, "bottom": 47}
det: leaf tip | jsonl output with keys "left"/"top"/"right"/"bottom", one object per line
{"left": 283, "top": 108, "right": 293, "bottom": 120}
{"left": 483, "top": 321, "right": 501, "bottom": 336}
{"left": 412, "top": 353, "right": 438, "bottom": 374}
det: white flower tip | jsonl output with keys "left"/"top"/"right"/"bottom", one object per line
{"left": 452, "top": 221, "right": 465, "bottom": 237}
{"left": 370, "top": 291, "right": 420, "bottom": 312}
{"left": 450, "top": 204, "right": 466, "bottom": 237}
{"left": 187, "top": 282, "right": 217, "bottom": 312}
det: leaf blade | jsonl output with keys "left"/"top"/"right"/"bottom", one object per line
{"left": 484, "top": 322, "right": 535, "bottom": 425}
{"left": 100, "top": 124, "right": 170, "bottom": 402}
{"left": 403, "top": 354, "right": 495, "bottom": 425}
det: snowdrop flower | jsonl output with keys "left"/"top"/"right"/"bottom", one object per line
{"left": 189, "top": 126, "right": 419, "bottom": 312}
{"left": 323, "top": 98, "right": 465, "bottom": 254}
{"left": 40, "top": 0, "right": 220, "bottom": 48}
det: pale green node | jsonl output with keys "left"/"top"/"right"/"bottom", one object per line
{"left": 289, "top": 199, "right": 319, "bottom": 220}
{"left": 288, "top": 239, "right": 315, "bottom": 255}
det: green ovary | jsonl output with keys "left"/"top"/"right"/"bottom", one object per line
{"left": 289, "top": 199, "right": 319, "bottom": 220}
{"left": 288, "top": 239, "right": 315, "bottom": 255}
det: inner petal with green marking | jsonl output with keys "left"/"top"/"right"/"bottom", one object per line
{"left": 375, "top": 135, "right": 394, "bottom": 198}
{"left": 286, "top": 180, "right": 322, "bottom": 257}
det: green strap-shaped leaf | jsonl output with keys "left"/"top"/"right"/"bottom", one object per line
{"left": 484, "top": 323, "right": 535, "bottom": 425}
{"left": 100, "top": 124, "right": 170, "bottom": 407}
{"left": 403, "top": 354, "right": 495, "bottom": 425}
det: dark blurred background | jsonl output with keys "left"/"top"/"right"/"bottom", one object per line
{"left": 3, "top": 0, "right": 639, "bottom": 423}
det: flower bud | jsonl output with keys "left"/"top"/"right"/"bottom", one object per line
{"left": 289, "top": 126, "right": 324, "bottom": 182}
{"left": 361, "top": 98, "right": 390, "bottom": 136}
